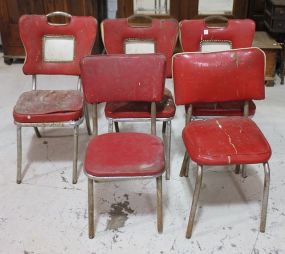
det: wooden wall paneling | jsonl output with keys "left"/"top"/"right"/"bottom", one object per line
{"left": 43, "top": 0, "right": 68, "bottom": 23}
{"left": 117, "top": 0, "right": 133, "bottom": 18}
{"left": 170, "top": 0, "right": 198, "bottom": 21}
{"left": 66, "top": 0, "right": 89, "bottom": 16}
{"left": 0, "top": 0, "right": 9, "bottom": 31}
{"left": 0, "top": 0, "right": 45, "bottom": 64}
{"left": 0, "top": 0, "right": 106, "bottom": 64}
{"left": 232, "top": 0, "right": 249, "bottom": 18}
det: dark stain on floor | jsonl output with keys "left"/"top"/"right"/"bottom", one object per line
{"left": 60, "top": 171, "right": 68, "bottom": 183}
{"left": 106, "top": 200, "right": 134, "bottom": 231}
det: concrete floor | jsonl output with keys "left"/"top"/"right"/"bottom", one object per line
{"left": 0, "top": 52, "right": 285, "bottom": 254}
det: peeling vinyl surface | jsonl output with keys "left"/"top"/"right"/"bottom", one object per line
{"left": 1, "top": 54, "right": 285, "bottom": 253}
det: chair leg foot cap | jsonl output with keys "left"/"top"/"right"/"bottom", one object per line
{"left": 260, "top": 228, "right": 265, "bottom": 233}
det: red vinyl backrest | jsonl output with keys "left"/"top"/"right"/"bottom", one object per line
{"left": 19, "top": 15, "right": 97, "bottom": 75}
{"left": 101, "top": 18, "right": 178, "bottom": 78}
{"left": 173, "top": 48, "right": 265, "bottom": 105}
{"left": 179, "top": 19, "right": 255, "bottom": 52}
{"left": 80, "top": 54, "right": 166, "bottom": 104}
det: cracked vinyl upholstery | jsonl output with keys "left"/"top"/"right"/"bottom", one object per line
{"left": 182, "top": 117, "right": 271, "bottom": 165}
{"left": 85, "top": 132, "right": 165, "bottom": 177}
{"left": 13, "top": 90, "right": 83, "bottom": 123}
{"left": 173, "top": 48, "right": 271, "bottom": 165}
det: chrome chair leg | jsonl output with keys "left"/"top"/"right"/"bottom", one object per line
{"left": 72, "top": 126, "right": 79, "bottom": 184}
{"left": 165, "top": 121, "right": 171, "bottom": 180}
{"left": 84, "top": 103, "right": 92, "bottom": 136}
{"left": 162, "top": 121, "right": 166, "bottom": 141}
{"left": 33, "top": 127, "right": 42, "bottom": 138}
{"left": 235, "top": 164, "right": 240, "bottom": 174}
{"left": 186, "top": 165, "right": 203, "bottom": 239}
{"left": 162, "top": 122, "right": 167, "bottom": 177}
{"left": 184, "top": 157, "right": 190, "bottom": 177}
{"left": 108, "top": 119, "right": 113, "bottom": 133}
{"left": 88, "top": 178, "right": 95, "bottom": 238}
{"left": 162, "top": 121, "right": 166, "bottom": 134}
{"left": 17, "top": 126, "right": 22, "bottom": 184}
{"left": 180, "top": 152, "right": 189, "bottom": 177}
{"left": 241, "top": 164, "right": 247, "bottom": 178}
{"left": 235, "top": 164, "right": 246, "bottom": 178}
{"left": 260, "top": 162, "right": 270, "bottom": 233}
{"left": 114, "top": 122, "right": 120, "bottom": 132}
{"left": 156, "top": 175, "right": 163, "bottom": 233}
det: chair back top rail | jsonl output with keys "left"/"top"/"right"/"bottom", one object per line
{"left": 173, "top": 48, "right": 265, "bottom": 106}
{"left": 179, "top": 18, "right": 255, "bottom": 52}
{"left": 19, "top": 13, "right": 97, "bottom": 76}
{"left": 101, "top": 17, "right": 178, "bottom": 78}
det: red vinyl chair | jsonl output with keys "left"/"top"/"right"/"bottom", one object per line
{"left": 101, "top": 15, "right": 178, "bottom": 180}
{"left": 173, "top": 48, "right": 271, "bottom": 238}
{"left": 13, "top": 12, "right": 97, "bottom": 184}
{"left": 80, "top": 54, "right": 166, "bottom": 238}
{"left": 179, "top": 16, "right": 256, "bottom": 118}
{"left": 179, "top": 16, "right": 256, "bottom": 177}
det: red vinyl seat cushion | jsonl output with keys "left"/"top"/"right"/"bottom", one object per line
{"left": 183, "top": 117, "right": 271, "bottom": 165}
{"left": 105, "top": 89, "right": 176, "bottom": 119}
{"left": 13, "top": 90, "right": 83, "bottom": 123}
{"left": 85, "top": 132, "right": 165, "bottom": 177}
{"left": 188, "top": 101, "right": 256, "bottom": 117}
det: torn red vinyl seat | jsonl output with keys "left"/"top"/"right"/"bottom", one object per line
{"left": 13, "top": 90, "right": 83, "bottom": 123}
{"left": 85, "top": 132, "right": 165, "bottom": 177}
{"left": 183, "top": 117, "right": 271, "bottom": 165}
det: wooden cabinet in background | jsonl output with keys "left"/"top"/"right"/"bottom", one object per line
{"left": 0, "top": 0, "right": 107, "bottom": 64}
{"left": 253, "top": 31, "right": 282, "bottom": 86}
{"left": 264, "top": 0, "right": 285, "bottom": 85}
{"left": 265, "top": 0, "right": 285, "bottom": 33}
{"left": 247, "top": 0, "right": 265, "bottom": 31}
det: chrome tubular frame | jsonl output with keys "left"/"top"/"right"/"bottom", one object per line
{"left": 260, "top": 162, "right": 270, "bottom": 232}
{"left": 15, "top": 117, "right": 84, "bottom": 184}
{"left": 88, "top": 178, "right": 95, "bottom": 239}
{"left": 180, "top": 105, "right": 193, "bottom": 177}
{"left": 84, "top": 102, "right": 92, "bottom": 135}
{"left": 16, "top": 126, "right": 22, "bottom": 184}
{"left": 186, "top": 165, "right": 203, "bottom": 239}
{"left": 235, "top": 100, "right": 250, "bottom": 177}
{"left": 183, "top": 101, "right": 271, "bottom": 238}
